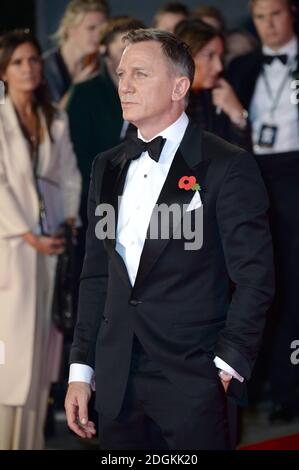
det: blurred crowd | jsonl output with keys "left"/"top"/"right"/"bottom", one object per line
{"left": 0, "top": 0, "right": 299, "bottom": 450}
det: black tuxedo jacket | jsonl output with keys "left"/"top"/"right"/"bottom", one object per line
{"left": 70, "top": 121, "right": 274, "bottom": 419}
{"left": 227, "top": 47, "right": 299, "bottom": 114}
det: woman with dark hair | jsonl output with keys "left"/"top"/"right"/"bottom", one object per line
{"left": 175, "top": 18, "right": 251, "bottom": 150}
{"left": 0, "top": 30, "right": 81, "bottom": 449}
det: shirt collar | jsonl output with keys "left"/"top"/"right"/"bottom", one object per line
{"left": 263, "top": 35, "right": 298, "bottom": 57}
{"left": 137, "top": 112, "right": 189, "bottom": 145}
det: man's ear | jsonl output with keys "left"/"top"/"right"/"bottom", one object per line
{"left": 172, "top": 76, "right": 190, "bottom": 102}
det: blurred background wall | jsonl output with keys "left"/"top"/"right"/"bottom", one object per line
{"left": 0, "top": 1, "right": 35, "bottom": 33}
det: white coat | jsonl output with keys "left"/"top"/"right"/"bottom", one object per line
{"left": 0, "top": 96, "right": 81, "bottom": 405}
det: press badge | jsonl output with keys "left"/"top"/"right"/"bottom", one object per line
{"left": 258, "top": 124, "right": 278, "bottom": 148}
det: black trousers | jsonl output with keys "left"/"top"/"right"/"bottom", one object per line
{"left": 98, "top": 337, "right": 237, "bottom": 450}
{"left": 254, "top": 151, "right": 299, "bottom": 410}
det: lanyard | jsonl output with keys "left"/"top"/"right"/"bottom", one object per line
{"left": 261, "top": 64, "right": 292, "bottom": 119}
{"left": 14, "top": 105, "right": 49, "bottom": 235}
{"left": 32, "top": 145, "right": 50, "bottom": 236}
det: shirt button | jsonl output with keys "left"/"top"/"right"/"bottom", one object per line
{"left": 131, "top": 241, "right": 135, "bottom": 246}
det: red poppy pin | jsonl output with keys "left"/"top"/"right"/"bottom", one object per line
{"left": 178, "top": 176, "right": 201, "bottom": 191}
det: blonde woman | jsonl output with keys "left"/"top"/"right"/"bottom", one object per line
{"left": 0, "top": 30, "right": 81, "bottom": 449}
{"left": 43, "top": 0, "right": 109, "bottom": 106}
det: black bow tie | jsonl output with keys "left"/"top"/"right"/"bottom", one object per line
{"left": 126, "top": 135, "right": 166, "bottom": 163}
{"left": 262, "top": 54, "right": 288, "bottom": 65}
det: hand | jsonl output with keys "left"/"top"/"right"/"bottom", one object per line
{"left": 65, "top": 382, "right": 96, "bottom": 439}
{"left": 35, "top": 235, "right": 65, "bottom": 255}
{"left": 23, "top": 232, "right": 65, "bottom": 255}
{"left": 218, "top": 370, "right": 232, "bottom": 393}
{"left": 212, "top": 78, "right": 244, "bottom": 122}
{"left": 220, "top": 378, "right": 231, "bottom": 393}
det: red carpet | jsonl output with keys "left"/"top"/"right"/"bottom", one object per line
{"left": 239, "top": 433, "right": 299, "bottom": 450}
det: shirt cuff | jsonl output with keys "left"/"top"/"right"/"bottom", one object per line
{"left": 69, "top": 363, "right": 96, "bottom": 390}
{"left": 213, "top": 356, "right": 244, "bottom": 383}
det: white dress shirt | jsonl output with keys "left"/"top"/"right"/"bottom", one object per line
{"left": 69, "top": 112, "right": 243, "bottom": 386}
{"left": 116, "top": 112, "right": 189, "bottom": 286}
{"left": 250, "top": 35, "right": 299, "bottom": 154}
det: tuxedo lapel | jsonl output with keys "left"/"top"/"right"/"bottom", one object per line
{"left": 100, "top": 152, "right": 132, "bottom": 287}
{"left": 245, "top": 53, "right": 263, "bottom": 109}
{"left": 99, "top": 122, "right": 211, "bottom": 289}
{"left": 134, "top": 122, "right": 211, "bottom": 289}
{"left": 229, "top": 51, "right": 263, "bottom": 110}
{"left": 100, "top": 151, "right": 129, "bottom": 243}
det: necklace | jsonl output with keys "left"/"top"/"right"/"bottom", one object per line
{"left": 14, "top": 104, "right": 40, "bottom": 156}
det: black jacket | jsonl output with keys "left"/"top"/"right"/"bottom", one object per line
{"left": 227, "top": 48, "right": 299, "bottom": 114}
{"left": 70, "top": 121, "right": 275, "bottom": 419}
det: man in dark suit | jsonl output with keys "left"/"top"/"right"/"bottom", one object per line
{"left": 228, "top": 0, "right": 299, "bottom": 150}
{"left": 65, "top": 29, "right": 274, "bottom": 450}
{"left": 228, "top": 0, "right": 299, "bottom": 422}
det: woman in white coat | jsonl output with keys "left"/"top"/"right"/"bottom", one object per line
{"left": 0, "top": 30, "right": 81, "bottom": 449}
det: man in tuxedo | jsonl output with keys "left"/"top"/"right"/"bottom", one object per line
{"left": 228, "top": 0, "right": 299, "bottom": 155}
{"left": 228, "top": 0, "right": 299, "bottom": 421}
{"left": 65, "top": 29, "right": 274, "bottom": 450}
